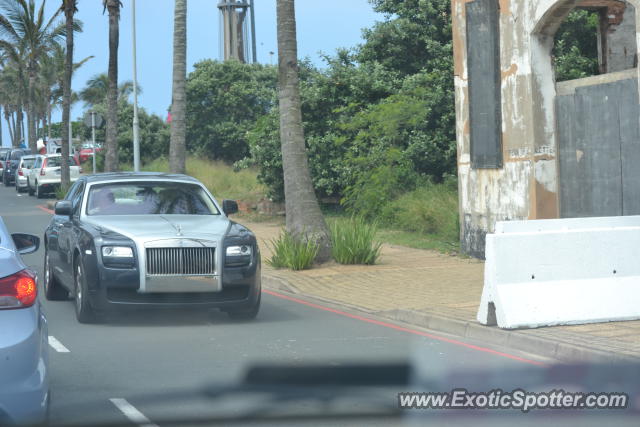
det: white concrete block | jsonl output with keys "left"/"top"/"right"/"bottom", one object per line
{"left": 478, "top": 217, "right": 640, "bottom": 329}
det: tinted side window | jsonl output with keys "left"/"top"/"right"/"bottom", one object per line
{"left": 65, "top": 181, "right": 82, "bottom": 201}
{"left": 71, "top": 182, "right": 85, "bottom": 216}
{"left": 11, "top": 151, "right": 23, "bottom": 160}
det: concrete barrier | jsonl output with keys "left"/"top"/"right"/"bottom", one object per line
{"left": 477, "top": 216, "right": 640, "bottom": 329}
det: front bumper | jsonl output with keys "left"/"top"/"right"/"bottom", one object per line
{"left": 85, "top": 256, "right": 261, "bottom": 311}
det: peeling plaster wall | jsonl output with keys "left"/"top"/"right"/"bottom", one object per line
{"left": 452, "top": 0, "right": 640, "bottom": 257}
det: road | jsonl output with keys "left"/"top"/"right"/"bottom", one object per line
{"left": 0, "top": 184, "right": 551, "bottom": 426}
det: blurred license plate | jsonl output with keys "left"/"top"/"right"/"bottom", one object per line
{"left": 55, "top": 170, "right": 61, "bottom": 175}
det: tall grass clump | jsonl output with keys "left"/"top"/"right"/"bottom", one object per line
{"left": 384, "top": 181, "right": 459, "bottom": 243}
{"left": 266, "top": 231, "right": 319, "bottom": 271}
{"left": 330, "top": 217, "right": 383, "bottom": 265}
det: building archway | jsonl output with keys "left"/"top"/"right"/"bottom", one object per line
{"left": 530, "top": 0, "right": 640, "bottom": 218}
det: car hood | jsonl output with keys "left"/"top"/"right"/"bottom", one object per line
{"left": 84, "top": 215, "right": 231, "bottom": 242}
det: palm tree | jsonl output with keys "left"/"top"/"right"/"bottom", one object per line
{"left": 79, "top": 73, "right": 138, "bottom": 108}
{"left": 103, "top": 0, "right": 122, "bottom": 172}
{"left": 39, "top": 43, "right": 91, "bottom": 141}
{"left": 0, "top": 0, "right": 65, "bottom": 152}
{"left": 60, "top": 0, "right": 78, "bottom": 188}
{"left": 276, "top": 0, "right": 331, "bottom": 261}
{"left": 169, "top": 0, "right": 187, "bottom": 174}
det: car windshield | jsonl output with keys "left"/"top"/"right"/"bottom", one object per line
{"left": 46, "top": 156, "right": 76, "bottom": 167}
{"left": 86, "top": 182, "right": 219, "bottom": 216}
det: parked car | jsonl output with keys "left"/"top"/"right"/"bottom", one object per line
{"left": 2, "top": 148, "right": 32, "bottom": 187}
{"left": 14, "top": 155, "right": 37, "bottom": 193}
{"left": 0, "top": 147, "right": 11, "bottom": 177}
{"left": 43, "top": 172, "right": 261, "bottom": 323}
{"left": 28, "top": 154, "right": 81, "bottom": 198}
{"left": 0, "top": 217, "right": 49, "bottom": 425}
{"left": 76, "top": 144, "right": 102, "bottom": 164}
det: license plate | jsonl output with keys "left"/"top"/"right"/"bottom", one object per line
{"left": 54, "top": 170, "right": 61, "bottom": 175}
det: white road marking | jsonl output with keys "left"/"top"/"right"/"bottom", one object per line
{"left": 109, "top": 398, "right": 158, "bottom": 427}
{"left": 48, "top": 336, "right": 70, "bottom": 353}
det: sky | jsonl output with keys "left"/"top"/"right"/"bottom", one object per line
{"left": 2, "top": 0, "right": 383, "bottom": 147}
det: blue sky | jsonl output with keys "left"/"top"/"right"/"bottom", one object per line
{"left": 2, "top": 0, "right": 383, "bottom": 147}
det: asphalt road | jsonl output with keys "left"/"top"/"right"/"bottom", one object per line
{"left": 0, "top": 183, "right": 554, "bottom": 426}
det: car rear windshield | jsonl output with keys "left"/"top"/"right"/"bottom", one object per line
{"left": 46, "top": 156, "right": 77, "bottom": 167}
{"left": 11, "top": 150, "right": 30, "bottom": 160}
{"left": 21, "top": 158, "right": 35, "bottom": 168}
{"left": 86, "top": 182, "right": 220, "bottom": 216}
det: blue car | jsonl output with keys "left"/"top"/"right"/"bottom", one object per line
{"left": 0, "top": 218, "right": 49, "bottom": 425}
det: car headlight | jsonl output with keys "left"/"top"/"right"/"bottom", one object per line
{"left": 102, "top": 246, "right": 134, "bottom": 258}
{"left": 226, "top": 245, "right": 252, "bottom": 257}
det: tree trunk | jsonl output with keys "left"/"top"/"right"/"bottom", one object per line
{"left": 27, "top": 68, "right": 37, "bottom": 152}
{"left": 169, "top": 0, "right": 187, "bottom": 174}
{"left": 16, "top": 109, "right": 23, "bottom": 148}
{"left": 5, "top": 109, "right": 14, "bottom": 148}
{"left": 276, "top": 0, "right": 331, "bottom": 262}
{"left": 47, "top": 103, "right": 52, "bottom": 141}
{"left": 104, "top": 0, "right": 121, "bottom": 172}
{"left": 9, "top": 110, "right": 17, "bottom": 148}
{"left": 60, "top": 3, "right": 75, "bottom": 188}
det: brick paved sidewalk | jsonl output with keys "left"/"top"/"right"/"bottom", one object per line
{"left": 242, "top": 218, "right": 640, "bottom": 362}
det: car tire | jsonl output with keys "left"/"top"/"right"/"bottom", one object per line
{"left": 35, "top": 181, "right": 44, "bottom": 199}
{"left": 28, "top": 183, "right": 34, "bottom": 196}
{"left": 44, "top": 248, "right": 68, "bottom": 301}
{"left": 3, "top": 175, "right": 9, "bottom": 187}
{"left": 226, "top": 293, "right": 261, "bottom": 320}
{"left": 74, "top": 258, "right": 98, "bottom": 324}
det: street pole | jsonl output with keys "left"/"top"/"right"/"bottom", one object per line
{"left": 91, "top": 111, "right": 97, "bottom": 174}
{"left": 131, "top": 0, "right": 141, "bottom": 172}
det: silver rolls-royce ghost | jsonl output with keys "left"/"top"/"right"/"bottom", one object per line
{"left": 43, "top": 172, "right": 261, "bottom": 323}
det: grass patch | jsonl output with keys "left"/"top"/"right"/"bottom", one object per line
{"left": 122, "top": 157, "right": 267, "bottom": 203}
{"left": 329, "top": 217, "right": 382, "bottom": 265}
{"left": 383, "top": 182, "right": 459, "bottom": 243}
{"left": 266, "top": 231, "right": 319, "bottom": 271}
{"left": 54, "top": 184, "right": 71, "bottom": 201}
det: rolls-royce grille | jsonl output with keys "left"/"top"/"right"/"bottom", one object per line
{"left": 146, "top": 247, "right": 215, "bottom": 276}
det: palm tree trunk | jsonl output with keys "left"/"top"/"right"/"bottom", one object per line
{"left": 169, "top": 0, "right": 187, "bottom": 174}
{"left": 27, "top": 69, "right": 38, "bottom": 152}
{"left": 104, "top": 0, "right": 121, "bottom": 172}
{"left": 61, "top": 1, "right": 75, "bottom": 188}
{"left": 47, "top": 103, "right": 52, "bottom": 141}
{"left": 276, "top": 0, "right": 331, "bottom": 262}
{"left": 6, "top": 110, "right": 14, "bottom": 148}
{"left": 10, "top": 110, "right": 17, "bottom": 147}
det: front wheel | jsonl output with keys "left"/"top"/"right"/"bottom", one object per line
{"left": 74, "top": 259, "right": 98, "bottom": 324}
{"left": 226, "top": 293, "right": 261, "bottom": 320}
{"left": 44, "top": 249, "right": 68, "bottom": 301}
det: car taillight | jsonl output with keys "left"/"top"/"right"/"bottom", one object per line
{"left": 0, "top": 160, "right": 3, "bottom": 168}
{"left": 0, "top": 270, "right": 37, "bottom": 309}
{"left": 18, "top": 168, "right": 23, "bottom": 176}
{"left": 40, "top": 159, "right": 47, "bottom": 175}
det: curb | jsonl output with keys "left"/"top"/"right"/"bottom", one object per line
{"left": 262, "top": 274, "right": 640, "bottom": 365}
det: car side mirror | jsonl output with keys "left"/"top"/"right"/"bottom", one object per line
{"left": 54, "top": 200, "right": 72, "bottom": 216}
{"left": 12, "top": 233, "right": 40, "bottom": 255}
{"left": 222, "top": 199, "right": 239, "bottom": 216}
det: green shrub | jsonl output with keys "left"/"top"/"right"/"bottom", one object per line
{"left": 266, "top": 231, "right": 319, "bottom": 271}
{"left": 54, "top": 184, "right": 69, "bottom": 201}
{"left": 342, "top": 149, "right": 418, "bottom": 220}
{"left": 383, "top": 182, "right": 459, "bottom": 242}
{"left": 330, "top": 217, "right": 382, "bottom": 265}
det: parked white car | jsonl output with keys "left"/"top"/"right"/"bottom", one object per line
{"left": 14, "top": 155, "right": 37, "bottom": 193}
{"left": 28, "top": 154, "right": 81, "bottom": 199}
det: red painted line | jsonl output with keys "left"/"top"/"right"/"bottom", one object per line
{"left": 37, "top": 205, "right": 54, "bottom": 214}
{"left": 263, "top": 289, "right": 546, "bottom": 367}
